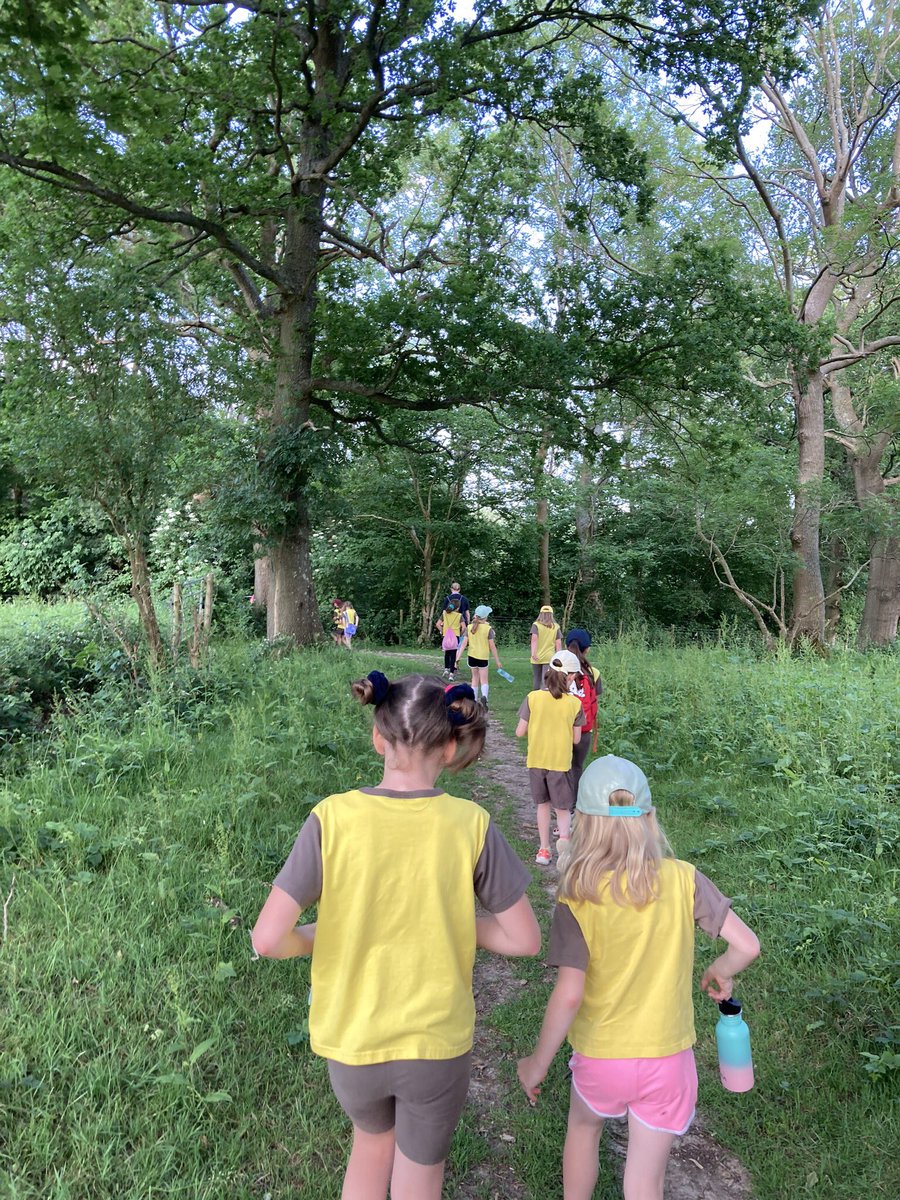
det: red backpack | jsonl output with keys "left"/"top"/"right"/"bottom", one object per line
{"left": 578, "top": 668, "right": 600, "bottom": 734}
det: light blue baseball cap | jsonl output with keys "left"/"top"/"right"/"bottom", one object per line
{"left": 576, "top": 755, "right": 652, "bottom": 817}
{"left": 474, "top": 604, "right": 492, "bottom": 618}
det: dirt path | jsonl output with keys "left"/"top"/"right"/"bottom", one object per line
{"left": 378, "top": 652, "right": 754, "bottom": 1198}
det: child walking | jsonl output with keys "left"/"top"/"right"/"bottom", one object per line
{"left": 436, "top": 597, "right": 464, "bottom": 680}
{"left": 252, "top": 672, "right": 539, "bottom": 1200}
{"left": 455, "top": 604, "right": 504, "bottom": 708}
{"left": 516, "top": 649, "right": 584, "bottom": 865}
{"left": 517, "top": 756, "right": 760, "bottom": 1200}
{"left": 564, "top": 629, "right": 602, "bottom": 798}
{"left": 530, "top": 605, "right": 562, "bottom": 690}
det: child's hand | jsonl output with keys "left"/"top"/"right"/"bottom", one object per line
{"left": 701, "top": 961, "right": 733, "bottom": 1001}
{"left": 517, "top": 1055, "right": 546, "bottom": 1106}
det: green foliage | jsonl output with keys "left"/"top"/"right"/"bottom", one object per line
{"left": 0, "top": 497, "right": 119, "bottom": 598}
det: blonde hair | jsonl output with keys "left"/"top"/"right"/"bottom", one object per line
{"left": 468, "top": 614, "right": 484, "bottom": 633}
{"left": 557, "top": 791, "right": 674, "bottom": 908}
{"left": 536, "top": 610, "right": 556, "bottom": 628}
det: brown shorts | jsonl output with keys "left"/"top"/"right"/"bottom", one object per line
{"left": 529, "top": 768, "right": 575, "bottom": 811}
{"left": 327, "top": 1052, "right": 472, "bottom": 1165}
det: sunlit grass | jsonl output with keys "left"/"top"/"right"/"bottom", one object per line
{"left": 1, "top": 620, "right": 897, "bottom": 1198}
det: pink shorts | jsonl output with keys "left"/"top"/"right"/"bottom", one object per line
{"left": 569, "top": 1048, "right": 697, "bottom": 1136}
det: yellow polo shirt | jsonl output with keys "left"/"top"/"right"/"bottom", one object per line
{"left": 556, "top": 859, "right": 698, "bottom": 1057}
{"left": 531, "top": 622, "right": 560, "bottom": 664}
{"left": 274, "top": 788, "right": 530, "bottom": 1065}
{"left": 523, "top": 690, "right": 583, "bottom": 772}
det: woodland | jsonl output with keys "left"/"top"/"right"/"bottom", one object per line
{"left": 0, "top": 8, "right": 898, "bottom": 1200}
{"left": 0, "top": 0, "right": 897, "bottom": 654}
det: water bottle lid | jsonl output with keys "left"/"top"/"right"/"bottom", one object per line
{"left": 718, "top": 997, "right": 742, "bottom": 1016}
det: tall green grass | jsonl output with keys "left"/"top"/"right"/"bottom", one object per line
{"left": 485, "top": 634, "right": 898, "bottom": 1199}
{"left": 1, "top": 626, "right": 897, "bottom": 1199}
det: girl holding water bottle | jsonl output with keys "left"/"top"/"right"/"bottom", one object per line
{"left": 517, "top": 756, "right": 760, "bottom": 1200}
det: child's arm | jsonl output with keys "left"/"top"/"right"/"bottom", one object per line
{"left": 517, "top": 967, "right": 585, "bottom": 1104}
{"left": 530, "top": 630, "right": 539, "bottom": 659}
{"left": 515, "top": 718, "right": 528, "bottom": 737}
{"left": 456, "top": 632, "right": 468, "bottom": 661}
{"left": 252, "top": 885, "right": 316, "bottom": 959}
{"left": 700, "top": 910, "right": 760, "bottom": 1001}
{"left": 476, "top": 895, "right": 541, "bottom": 957}
{"left": 490, "top": 636, "right": 502, "bottom": 668}
{"left": 572, "top": 726, "right": 582, "bottom": 745}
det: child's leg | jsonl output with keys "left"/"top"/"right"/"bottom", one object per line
{"left": 536, "top": 800, "right": 552, "bottom": 850}
{"left": 555, "top": 806, "right": 571, "bottom": 839}
{"left": 390, "top": 1149, "right": 444, "bottom": 1200}
{"left": 622, "top": 1111, "right": 675, "bottom": 1200}
{"left": 469, "top": 662, "right": 480, "bottom": 698}
{"left": 341, "top": 1125, "right": 395, "bottom": 1200}
{"left": 562, "top": 1085, "right": 604, "bottom": 1200}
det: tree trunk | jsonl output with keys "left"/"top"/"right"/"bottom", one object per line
{"left": 253, "top": 549, "right": 271, "bottom": 611}
{"left": 262, "top": 188, "right": 326, "bottom": 644}
{"left": 852, "top": 448, "right": 900, "bottom": 647}
{"left": 859, "top": 535, "right": 900, "bottom": 646}
{"left": 127, "top": 535, "right": 164, "bottom": 668}
{"left": 829, "top": 381, "right": 900, "bottom": 647}
{"left": 265, "top": 513, "right": 320, "bottom": 643}
{"left": 822, "top": 538, "right": 846, "bottom": 644}
{"left": 535, "top": 433, "right": 552, "bottom": 606}
{"left": 789, "top": 368, "right": 826, "bottom": 643}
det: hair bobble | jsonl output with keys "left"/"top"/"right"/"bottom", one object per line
{"left": 367, "top": 671, "right": 390, "bottom": 705}
{"left": 444, "top": 682, "right": 476, "bottom": 726}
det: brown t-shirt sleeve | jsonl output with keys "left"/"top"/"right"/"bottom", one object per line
{"left": 574, "top": 709, "right": 585, "bottom": 727}
{"left": 547, "top": 902, "right": 590, "bottom": 971}
{"left": 473, "top": 821, "right": 532, "bottom": 913}
{"left": 693, "top": 869, "right": 732, "bottom": 938}
{"left": 272, "top": 813, "right": 323, "bottom": 910}
{"left": 517, "top": 696, "right": 532, "bottom": 721}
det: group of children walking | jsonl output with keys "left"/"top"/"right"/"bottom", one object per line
{"left": 252, "top": 608, "right": 761, "bottom": 1200}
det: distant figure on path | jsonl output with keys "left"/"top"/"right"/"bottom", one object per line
{"left": 436, "top": 596, "right": 464, "bottom": 680}
{"left": 252, "top": 672, "right": 540, "bottom": 1200}
{"left": 341, "top": 600, "right": 358, "bottom": 648}
{"left": 455, "top": 604, "right": 503, "bottom": 708}
{"left": 530, "top": 604, "right": 562, "bottom": 690}
{"left": 442, "top": 581, "right": 470, "bottom": 630}
{"left": 517, "top": 756, "right": 760, "bottom": 1200}
{"left": 516, "top": 649, "right": 584, "bottom": 865}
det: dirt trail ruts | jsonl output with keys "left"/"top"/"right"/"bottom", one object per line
{"left": 378, "top": 652, "right": 755, "bottom": 1199}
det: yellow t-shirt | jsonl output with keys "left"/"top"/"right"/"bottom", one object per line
{"left": 466, "top": 621, "right": 493, "bottom": 659}
{"left": 531, "top": 622, "right": 560, "bottom": 664}
{"left": 309, "top": 789, "right": 490, "bottom": 1063}
{"left": 342, "top": 607, "right": 357, "bottom": 628}
{"left": 525, "top": 690, "right": 582, "bottom": 772}
{"left": 563, "top": 860, "right": 698, "bottom": 1058}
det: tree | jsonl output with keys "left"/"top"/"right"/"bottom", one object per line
{"left": 0, "top": 254, "right": 215, "bottom": 664}
{"left": 0, "top": 0, "right": 816, "bottom": 643}
{"left": 682, "top": 0, "right": 900, "bottom": 643}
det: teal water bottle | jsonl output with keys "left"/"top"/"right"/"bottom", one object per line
{"left": 716, "top": 998, "right": 754, "bottom": 1093}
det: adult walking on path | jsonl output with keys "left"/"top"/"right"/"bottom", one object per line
{"left": 443, "top": 582, "right": 470, "bottom": 630}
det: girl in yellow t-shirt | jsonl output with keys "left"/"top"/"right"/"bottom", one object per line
{"left": 515, "top": 649, "right": 584, "bottom": 865}
{"left": 529, "top": 604, "right": 562, "bottom": 690}
{"left": 455, "top": 604, "right": 503, "bottom": 708}
{"left": 252, "top": 672, "right": 539, "bottom": 1200}
{"left": 516, "top": 756, "right": 760, "bottom": 1200}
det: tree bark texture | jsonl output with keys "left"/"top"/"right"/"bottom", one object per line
{"left": 127, "top": 536, "right": 164, "bottom": 668}
{"left": 789, "top": 368, "right": 827, "bottom": 643}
